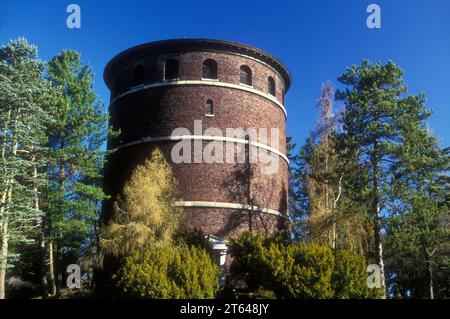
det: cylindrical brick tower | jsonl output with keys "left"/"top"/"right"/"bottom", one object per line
{"left": 103, "top": 39, "right": 291, "bottom": 243}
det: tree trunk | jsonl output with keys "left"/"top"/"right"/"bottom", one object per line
{"left": 424, "top": 251, "right": 434, "bottom": 299}
{"left": 56, "top": 238, "right": 63, "bottom": 291}
{"left": 372, "top": 146, "right": 386, "bottom": 298}
{"left": 0, "top": 219, "right": 8, "bottom": 299}
{"left": 427, "top": 259, "right": 434, "bottom": 299}
{"left": 51, "top": 165, "right": 66, "bottom": 294}
{"left": 38, "top": 228, "right": 49, "bottom": 298}
{"left": 331, "top": 220, "right": 337, "bottom": 249}
{"left": 49, "top": 239, "right": 57, "bottom": 296}
{"left": 41, "top": 218, "right": 57, "bottom": 297}
{"left": 0, "top": 181, "right": 13, "bottom": 299}
{"left": 331, "top": 173, "right": 343, "bottom": 250}
{"left": 32, "top": 155, "right": 50, "bottom": 299}
{"left": 0, "top": 139, "right": 17, "bottom": 299}
{"left": 373, "top": 199, "right": 386, "bottom": 297}
{"left": 0, "top": 110, "right": 12, "bottom": 300}
{"left": 0, "top": 183, "right": 10, "bottom": 299}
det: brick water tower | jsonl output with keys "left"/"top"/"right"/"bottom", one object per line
{"left": 103, "top": 39, "right": 291, "bottom": 255}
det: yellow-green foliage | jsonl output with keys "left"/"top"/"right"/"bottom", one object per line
{"left": 229, "top": 232, "right": 380, "bottom": 299}
{"left": 332, "top": 248, "right": 382, "bottom": 299}
{"left": 266, "top": 243, "right": 335, "bottom": 298}
{"left": 115, "top": 243, "right": 221, "bottom": 299}
{"left": 100, "top": 149, "right": 183, "bottom": 257}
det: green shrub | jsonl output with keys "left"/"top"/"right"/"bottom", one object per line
{"left": 114, "top": 243, "right": 221, "bottom": 299}
{"left": 229, "top": 232, "right": 380, "bottom": 299}
{"left": 57, "top": 288, "right": 95, "bottom": 299}
{"left": 174, "top": 228, "right": 214, "bottom": 255}
{"left": 269, "top": 243, "right": 334, "bottom": 298}
{"left": 5, "top": 277, "right": 38, "bottom": 299}
{"left": 332, "top": 248, "right": 380, "bottom": 298}
{"left": 228, "top": 232, "right": 269, "bottom": 291}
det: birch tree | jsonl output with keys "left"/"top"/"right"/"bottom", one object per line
{"left": 292, "top": 83, "right": 369, "bottom": 249}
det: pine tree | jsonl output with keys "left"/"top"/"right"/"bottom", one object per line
{"left": 336, "top": 60, "right": 435, "bottom": 297}
{"left": 0, "top": 38, "right": 53, "bottom": 299}
{"left": 387, "top": 105, "right": 450, "bottom": 298}
{"left": 40, "top": 50, "right": 112, "bottom": 296}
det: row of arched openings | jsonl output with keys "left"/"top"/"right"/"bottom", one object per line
{"left": 130, "top": 59, "right": 278, "bottom": 97}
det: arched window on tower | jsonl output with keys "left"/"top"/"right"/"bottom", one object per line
{"left": 203, "top": 59, "right": 218, "bottom": 79}
{"left": 205, "top": 99, "right": 214, "bottom": 116}
{"left": 239, "top": 65, "right": 252, "bottom": 86}
{"left": 165, "top": 59, "right": 179, "bottom": 80}
{"left": 268, "top": 76, "right": 276, "bottom": 96}
{"left": 132, "top": 65, "right": 145, "bottom": 87}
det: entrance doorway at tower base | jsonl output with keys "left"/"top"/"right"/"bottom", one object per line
{"left": 208, "top": 235, "right": 228, "bottom": 286}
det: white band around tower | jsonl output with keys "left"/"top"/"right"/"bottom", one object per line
{"left": 174, "top": 200, "right": 283, "bottom": 217}
{"left": 110, "top": 79, "right": 287, "bottom": 117}
{"left": 115, "top": 135, "right": 290, "bottom": 165}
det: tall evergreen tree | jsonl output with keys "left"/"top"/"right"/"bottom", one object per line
{"left": 40, "top": 50, "right": 112, "bottom": 296}
{"left": 335, "top": 60, "right": 436, "bottom": 297}
{"left": 387, "top": 107, "right": 450, "bottom": 298}
{"left": 0, "top": 38, "right": 53, "bottom": 299}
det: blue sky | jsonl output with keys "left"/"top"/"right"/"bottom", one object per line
{"left": 1, "top": 0, "right": 449, "bottom": 150}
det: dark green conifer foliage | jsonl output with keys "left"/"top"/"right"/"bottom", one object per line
{"left": 0, "top": 38, "right": 53, "bottom": 299}
{"left": 335, "top": 60, "right": 435, "bottom": 296}
{"left": 40, "top": 50, "right": 114, "bottom": 295}
{"left": 228, "top": 232, "right": 379, "bottom": 298}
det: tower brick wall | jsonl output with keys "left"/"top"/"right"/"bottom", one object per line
{"left": 103, "top": 39, "right": 291, "bottom": 240}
